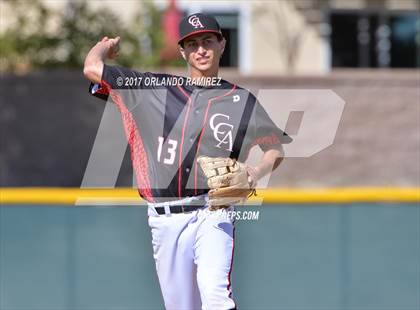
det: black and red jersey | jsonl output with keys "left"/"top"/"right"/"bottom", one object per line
{"left": 89, "top": 64, "right": 291, "bottom": 202}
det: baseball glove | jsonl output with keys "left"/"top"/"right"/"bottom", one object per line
{"left": 197, "top": 156, "right": 257, "bottom": 210}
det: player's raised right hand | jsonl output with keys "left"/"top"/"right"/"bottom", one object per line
{"left": 104, "top": 36, "right": 120, "bottom": 59}
{"left": 83, "top": 36, "right": 120, "bottom": 84}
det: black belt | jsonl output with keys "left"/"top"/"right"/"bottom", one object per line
{"left": 154, "top": 204, "right": 206, "bottom": 215}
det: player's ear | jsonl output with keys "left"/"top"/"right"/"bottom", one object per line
{"left": 179, "top": 45, "right": 187, "bottom": 61}
{"left": 220, "top": 37, "right": 226, "bottom": 55}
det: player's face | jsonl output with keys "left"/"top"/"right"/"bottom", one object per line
{"left": 180, "top": 33, "right": 225, "bottom": 74}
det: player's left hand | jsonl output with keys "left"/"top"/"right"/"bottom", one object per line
{"left": 197, "top": 156, "right": 257, "bottom": 210}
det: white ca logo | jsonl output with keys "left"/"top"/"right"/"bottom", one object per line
{"left": 209, "top": 113, "right": 234, "bottom": 151}
{"left": 188, "top": 15, "right": 204, "bottom": 29}
{"left": 233, "top": 95, "right": 240, "bottom": 102}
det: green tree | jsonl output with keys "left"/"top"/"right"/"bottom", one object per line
{"left": 0, "top": 0, "right": 60, "bottom": 71}
{"left": 0, "top": 0, "right": 168, "bottom": 72}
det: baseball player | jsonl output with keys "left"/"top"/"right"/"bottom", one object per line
{"left": 84, "top": 13, "right": 290, "bottom": 310}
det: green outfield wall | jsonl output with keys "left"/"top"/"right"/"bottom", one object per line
{"left": 1, "top": 203, "right": 418, "bottom": 310}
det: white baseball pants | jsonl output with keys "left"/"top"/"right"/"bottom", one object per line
{"left": 147, "top": 195, "right": 237, "bottom": 310}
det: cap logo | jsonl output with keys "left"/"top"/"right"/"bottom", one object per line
{"left": 188, "top": 15, "right": 204, "bottom": 29}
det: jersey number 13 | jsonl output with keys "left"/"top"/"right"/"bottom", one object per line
{"left": 157, "top": 136, "right": 178, "bottom": 165}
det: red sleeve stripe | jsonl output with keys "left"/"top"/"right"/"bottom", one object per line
{"left": 243, "top": 132, "right": 282, "bottom": 161}
{"left": 102, "top": 80, "right": 155, "bottom": 202}
{"left": 92, "top": 83, "right": 110, "bottom": 95}
{"left": 252, "top": 133, "right": 281, "bottom": 146}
